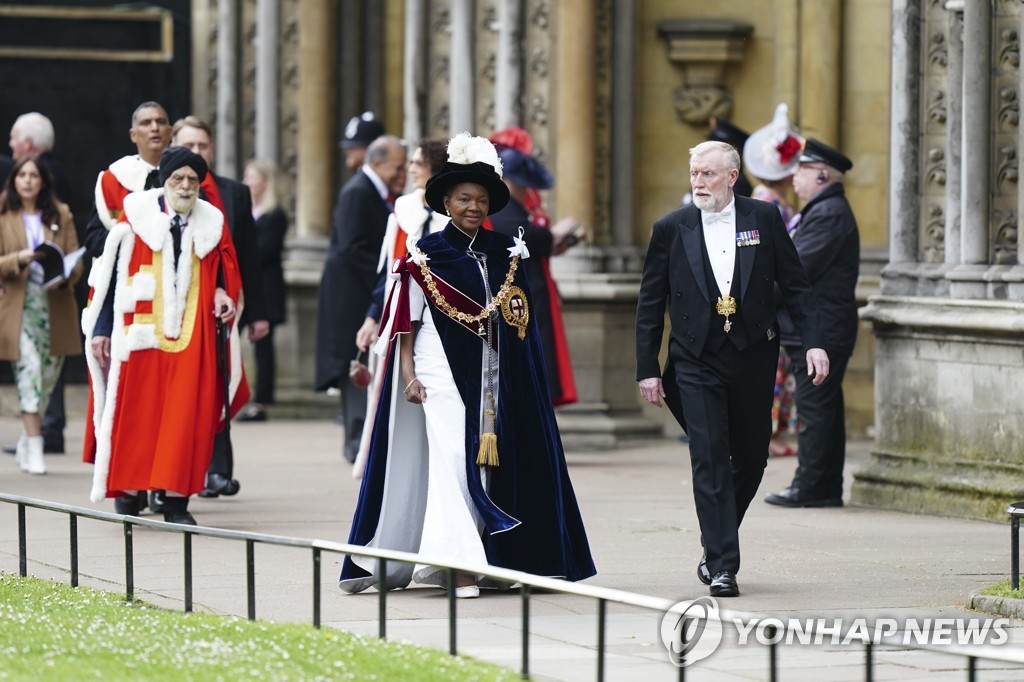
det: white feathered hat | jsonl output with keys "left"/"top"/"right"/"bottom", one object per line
{"left": 742, "top": 104, "right": 804, "bottom": 181}
{"left": 424, "top": 132, "right": 510, "bottom": 214}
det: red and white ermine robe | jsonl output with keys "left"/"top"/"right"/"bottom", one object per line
{"left": 94, "top": 154, "right": 154, "bottom": 229}
{"left": 82, "top": 188, "right": 248, "bottom": 502}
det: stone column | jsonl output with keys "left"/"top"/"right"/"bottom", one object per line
{"left": 881, "top": 0, "right": 921, "bottom": 295}
{"left": 554, "top": 0, "right": 595, "bottom": 238}
{"left": 797, "top": 0, "right": 841, "bottom": 144}
{"left": 295, "top": 0, "right": 336, "bottom": 238}
{"left": 216, "top": 0, "right": 240, "bottom": 178}
{"left": 948, "top": 0, "right": 991, "bottom": 298}
{"left": 255, "top": 0, "right": 280, "bottom": 162}
{"left": 944, "top": 1, "right": 963, "bottom": 265}
{"left": 449, "top": 0, "right": 474, "bottom": 133}
{"left": 494, "top": 0, "right": 523, "bottom": 130}
{"left": 609, "top": 0, "right": 635, "bottom": 251}
{"left": 403, "top": 0, "right": 426, "bottom": 143}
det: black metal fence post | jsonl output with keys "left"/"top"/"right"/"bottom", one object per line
{"left": 448, "top": 567, "right": 457, "bottom": 656}
{"left": 123, "top": 521, "right": 133, "bottom": 602}
{"left": 69, "top": 514, "right": 78, "bottom": 588}
{"left": 521, "top": 584, "right": 531, "bottom": 679}
{"left": 18, "top": 504, "right": 26, "bottom": 577}
{"left": 1012, "top": 513, "right": 1020, "bottom": 591}
{"left": 597, "top": 599, "right": 606, "bottom": 682}
{"left": 313, "top": 548, "right": 321, "bottom": 629}
{"left": 378, "top": 557, "right": 387, "bottom": 640}
{"left": 246, "top": 539, "right": 255, "bottom": 620}
{"left": 865, "top": 642, "right": 873, "bottom": 682}
{"left": 184, "top": 532, "right": 193, "bottom": 613}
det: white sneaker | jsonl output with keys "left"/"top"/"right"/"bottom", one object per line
{"left": 14, "top": 432, "right": 28, "bottom": 472}
{"left": 25, "top": 436, "right": 45, "bottom": 475}
{"left": 454, "top": 585, "right": 480, "bottom": 599}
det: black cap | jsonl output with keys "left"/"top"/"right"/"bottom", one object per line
{"left": 799, "top": 138, "right": 853, "bottom": 173}
{"left": 708, "top": 116, "right": 749, "bottom": 150}
{"left": 340, "top": 111, "right": 384, "bottom": 149}
{"left": 496, "top": 147, "right": 554, "bottom": 190}
{"left": 424, "top": 161, "right": 511, "bottom": 215}
{"left": 158, "top": 147, "right": 208, "bottom": 186}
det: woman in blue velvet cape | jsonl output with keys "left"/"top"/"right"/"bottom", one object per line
{"left": 339, "top": 137, "right": 595, "bottom": 595}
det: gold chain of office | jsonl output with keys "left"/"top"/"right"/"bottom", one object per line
{"left": 416, "top": 254, "right": 521, "bottom": 329}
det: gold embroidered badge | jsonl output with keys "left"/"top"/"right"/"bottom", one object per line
{"left": 501, "top": 286, "right": 530, "bottom": 340}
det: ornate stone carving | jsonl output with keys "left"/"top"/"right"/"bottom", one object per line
{"left": 998, "top": 87, "right": 1019, "bottom": 129}
{"left": 925, "top": 147, "right": 946, "bottom": 187}
{"left": 656, "top": 19, "right": 754, "bottom": 126}
{"left": 994, "top": 210, "right": 1018, "bottom": 264}
{"left": 923, "top": 203, "right": 945, "bottom": 263}
{"left": 997, "top": 144, "right": 1018, "bottom": 188}
{"left": 928, "top": 31, "right": 947, "bottom": 68}
{"left": 926, "top": 90, "right": 947, "bottom": 125}
{"left": 999, "top": 28, "right": 1020, "bottom": 68}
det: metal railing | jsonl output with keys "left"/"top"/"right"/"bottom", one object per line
{"left": 4, "top": 491, "right": 1024, "bottom": 682}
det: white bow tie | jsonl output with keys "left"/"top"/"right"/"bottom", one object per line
{"left": 702, "top": 209, "right": 732, "bottom": 225}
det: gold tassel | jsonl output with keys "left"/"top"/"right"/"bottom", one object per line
{"left": 477, "top": 430, "right": 499, "bottom": 467}
{"left": 476, "top": 397, "right": 499, "bottom": 467}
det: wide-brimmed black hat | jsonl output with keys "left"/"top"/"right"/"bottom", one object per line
{"left": 799, "top": 137, "right": 853, "bottom": 173}
{"left": 424, "top": 160, "right": 510, "bottom": 215}
{"left": 497, "top": 146, "right": 554, "bottom": 190}
{"left": 339, "top": 111, "right": 384, "bottom": 149}
{"left": 708, "top": 116, "right": 750, "bottom": 150}
{"left": 159, "top": 146, "right": 208, "bottom": 186}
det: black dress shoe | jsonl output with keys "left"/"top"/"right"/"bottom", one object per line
{"left": 710, "top": 571, "right": 739, "bottom": 598}
{"left": 697, "top": 536, "right": 710, "bottom": 585}
{"left": 163, "top": 511, "right": 198, "bottom": 525}
{"left": 149, "top": 490, "right": 166, "bottom": 514}
{"left": 765, "top": 487, "right": 843, "bottom": 508}
{"left": 2, "top": 444, "right": 15, "bottom": 456}
{"left": 198, "top": 473, "right": 240, "bottom": 498}
{"left": 114, "top": 492, "right": 146, "bottom": 516}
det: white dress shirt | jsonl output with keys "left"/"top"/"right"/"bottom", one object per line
{"left": 701, "top": 198, "right": 737, "bottom": 297}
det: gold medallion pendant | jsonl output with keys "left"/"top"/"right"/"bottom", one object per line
{"left": 501, "top": 286, "right": 530, "bottom": 340}
{"left": 716, "top": 295, "right": 737, "bottom": 333}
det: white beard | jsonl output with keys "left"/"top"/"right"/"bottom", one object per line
{"left": 693, "top": 193, "right": 726, "bottom": 213}
{"left": 166, "top": 191, "right": 198, "bottom": 214}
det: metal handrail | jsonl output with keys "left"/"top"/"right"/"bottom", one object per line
{"left": 4, "top": 492, "right": 1024, "bottom": 681}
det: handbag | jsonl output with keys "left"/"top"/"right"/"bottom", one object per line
{"left": 349, "top": 350, "right": 371, "bottom": 389}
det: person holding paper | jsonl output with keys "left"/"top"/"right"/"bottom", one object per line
{"left": 0, "top": 156, "right": 83, "bottom": 475}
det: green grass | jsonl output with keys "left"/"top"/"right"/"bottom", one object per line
{"left": 979, "top": 580, "right": 1024, "bottom": 600}
{"left": 0, "top": 573, "right": 516, "bottom": 681}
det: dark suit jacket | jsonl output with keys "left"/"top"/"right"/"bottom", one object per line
{"left": 213, "top": 174, "right": 268, "bottom": 327}
{"left": 254, "top": 207, "right": 287, "bottom": 325}
{"left": 777, "top": 183, "right": 860, "bottom": 356}
{"left": 315, "top": 170, "right": 390, "bottom": 390}
{"left": 636, "top": 195, "right": 824, "bottom": 383}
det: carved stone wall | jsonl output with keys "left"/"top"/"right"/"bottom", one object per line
{"left": 522, "top": 0, "right": 552, "bottom": 160}
{"left": 920, "top": 4, "right": 947, "bottom": 264}
{"left": 992, "top": 1, "right": 1019, "bottom": 269}
{"left": 426, "top": 0, "right": 452, "bottom": 138}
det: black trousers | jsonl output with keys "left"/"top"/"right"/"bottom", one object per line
{"left": 785, "top": 346, "right": 850, "bottom": 501}
{"left": 253, "top": 325, "right": 276, "bottom": 404}
{"left": 208, "top": 430, "right": 233, "bottom": 478}
{"left": 339, "top": 375, "right": 366, "bottom": 463}
{"left": 41, "top": 366, "right": 66, "bottom": 444}
{"left": 674, "top": 333, "right": 778, "bottom": 576}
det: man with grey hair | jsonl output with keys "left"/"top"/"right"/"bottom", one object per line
{"left": 635, "top": 140, "right": 829, "bottom": 597}
{"left": 316, "top": 134, "right": 407, "bottom": 462}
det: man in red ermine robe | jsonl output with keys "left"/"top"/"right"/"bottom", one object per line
{"left": 82, "top": 147, "right": 246, "bottom": 525}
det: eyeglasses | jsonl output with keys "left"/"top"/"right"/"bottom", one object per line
{"left": 167, "top": 173, "right": 200, "bottom": 187}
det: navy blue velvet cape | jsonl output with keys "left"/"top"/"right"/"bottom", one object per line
{"left": 340, "top": 223, "right": 596, "bottom": 584}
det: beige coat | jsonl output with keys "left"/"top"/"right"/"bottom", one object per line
{"left": 0, "top": 202, "right": 83, "bottom": 360}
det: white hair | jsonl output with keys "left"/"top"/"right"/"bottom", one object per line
{"left": 12, "top": 112, "right": 55, "bottom": 153}
{"left": 689, "top": 140, "right": 741, "bottom": 173}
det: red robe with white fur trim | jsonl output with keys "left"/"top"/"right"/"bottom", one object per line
{"left": 82, "top": 189, "right": 248, "bottom": 501}
{"left": 94, "top": 155, "right": 154, "bottom": 229}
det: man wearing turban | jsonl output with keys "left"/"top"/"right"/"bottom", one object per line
{"left": 82, "top": 147, "right": 246, "bottom": 525}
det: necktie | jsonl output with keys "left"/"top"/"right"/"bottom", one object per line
{"left": 702, "top": 209, "right": 732, "bottom": 225}
{"left": 145, "top": 169, "right": 161, "bottom": 190}
{"left": 170, "top": 215, "right": 183, "bottom": 266}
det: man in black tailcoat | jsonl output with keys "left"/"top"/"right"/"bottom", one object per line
{"left": 765, "top": 138, "right": 860, "bottom": 509}
{"left": 635, "top": 140, "right": 830, "bottom": 598}
{"left": 316, "top": 135, "right": 407, "bottom": 462}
